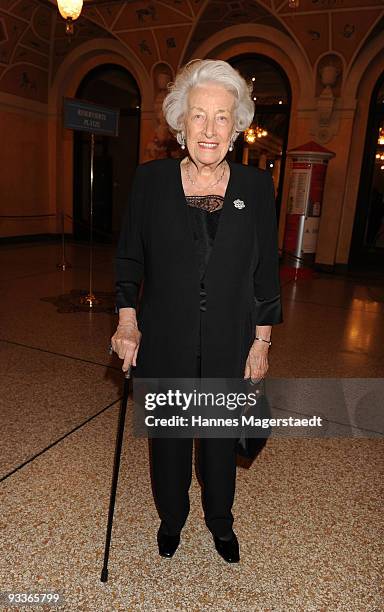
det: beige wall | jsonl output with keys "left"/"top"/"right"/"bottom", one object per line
{"left": 0, "top": 98, "right": 51, "bottom": 238}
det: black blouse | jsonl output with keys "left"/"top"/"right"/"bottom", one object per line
{"left": 186, "top": 194, "right": 224, "bottom": 312}
{"left": 117, "top": 191, "right": 281, "bottom": 326}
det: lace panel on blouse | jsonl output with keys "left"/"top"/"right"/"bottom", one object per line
{"left": 185, "top": 194, "right": 224, "bottom": 212}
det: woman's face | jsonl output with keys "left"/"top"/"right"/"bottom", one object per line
{"left": 183, "top": 82, "right": 235, "bottom": 167}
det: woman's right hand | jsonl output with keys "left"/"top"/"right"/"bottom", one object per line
{"left": 111, "top": 320, "right": 142, "bottom": 372}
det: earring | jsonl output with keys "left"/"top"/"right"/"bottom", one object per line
{"left": 180, "top": 133, "right": 186, "bottom": 150}
{"left": 228, "top": 132, "right": 237, "bottom": 152}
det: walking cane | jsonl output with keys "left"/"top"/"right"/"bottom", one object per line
{"left": 100, "top": 347, "right": 131, "bottom": 583}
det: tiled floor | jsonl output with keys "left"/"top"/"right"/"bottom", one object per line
{"left": 0, "top": 242, "right": 383, "bottom": 611}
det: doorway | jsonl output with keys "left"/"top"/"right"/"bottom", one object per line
{"left": 350, "top": 73, "right": 384, "bottom": 271}
{"left": 228, "top": 54, "right": 291, "bottom": 222}
{"left": 73, "top": 64, "right": 141, "bottom": 242}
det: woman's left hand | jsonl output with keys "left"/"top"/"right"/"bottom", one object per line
{"left": 244, "top": 341, "right": 269, "bottom": 381}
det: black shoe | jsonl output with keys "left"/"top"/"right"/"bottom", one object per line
{"left": 213, "top": 532, "right": 240, "bottom": 563}
{"left": 157, "top": 529, "right": 180, "bottom": 558}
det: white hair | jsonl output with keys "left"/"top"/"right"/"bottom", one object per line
{"left": 162, "top": 59, "right": 254, "bottom": 145}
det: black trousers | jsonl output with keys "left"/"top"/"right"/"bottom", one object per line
{"left": 150, "top": 312, "right": 238, "bottom": 538}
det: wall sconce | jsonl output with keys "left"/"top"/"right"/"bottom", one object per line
{"left": 57, "top": 0, "right": 83, "bottom": 36}
{"left": 288, "top": 0, "right": 300, "bottom": 7}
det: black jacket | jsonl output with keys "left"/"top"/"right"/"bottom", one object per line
{"left": 116, "top": 157, "right": 282, "bottom": 378}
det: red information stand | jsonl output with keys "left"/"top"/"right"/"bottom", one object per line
{"left": 282, "top": 141, "right": 335, "bottom": 280}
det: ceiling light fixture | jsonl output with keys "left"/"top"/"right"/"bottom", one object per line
{"left": 57, "top": 0, "right": 83, "bottom": 37}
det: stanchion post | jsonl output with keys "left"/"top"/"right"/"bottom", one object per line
{"left": 63, "top": 99, "right": 119, "bottom": 306}
{"left": 57, "top": 210, "right": 72, "bottom": 271}
{"left": 81, "top": 132, "right": 99, "bottom": 308}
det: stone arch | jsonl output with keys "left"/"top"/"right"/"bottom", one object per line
{"left": 335, "top": 37, "right": 384, "bottom": 264}
{"left": 343, "top": 33, "right": 384, "bottom": 101}
{"left": 47, "top": 39, "right": 152, "bottom": 226}
{"left": 184, "top": 25, "right": 313, "bottom": 104}
{"left": 49, "top": 38, "right": 152, "bottom": 113}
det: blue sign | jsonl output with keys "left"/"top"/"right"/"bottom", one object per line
{"left": 64, "top": 98, "right": 119, "bottom": 137}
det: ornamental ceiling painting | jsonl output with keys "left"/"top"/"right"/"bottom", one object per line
{"left": 0, "top": 0, "right": 382, "bottom": 103}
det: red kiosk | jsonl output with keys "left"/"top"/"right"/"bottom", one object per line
{"left": 282, "top": 141, "right": 335, "bottom": 280}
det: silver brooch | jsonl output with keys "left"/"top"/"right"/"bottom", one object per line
{"left": 233, "top": 199, "right": 245, "bottom": 209}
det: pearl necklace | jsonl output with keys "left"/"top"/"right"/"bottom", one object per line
{"left": 185, "top": 158, "right": 227, "bottom": 191}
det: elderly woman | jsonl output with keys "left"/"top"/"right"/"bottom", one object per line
{"left": 111, "top": 59, "right": 282, "bottom": 563}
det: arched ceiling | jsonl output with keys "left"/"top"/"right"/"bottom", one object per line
{"left": 0, "top": 0, "right": 382, "bottom": 103}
